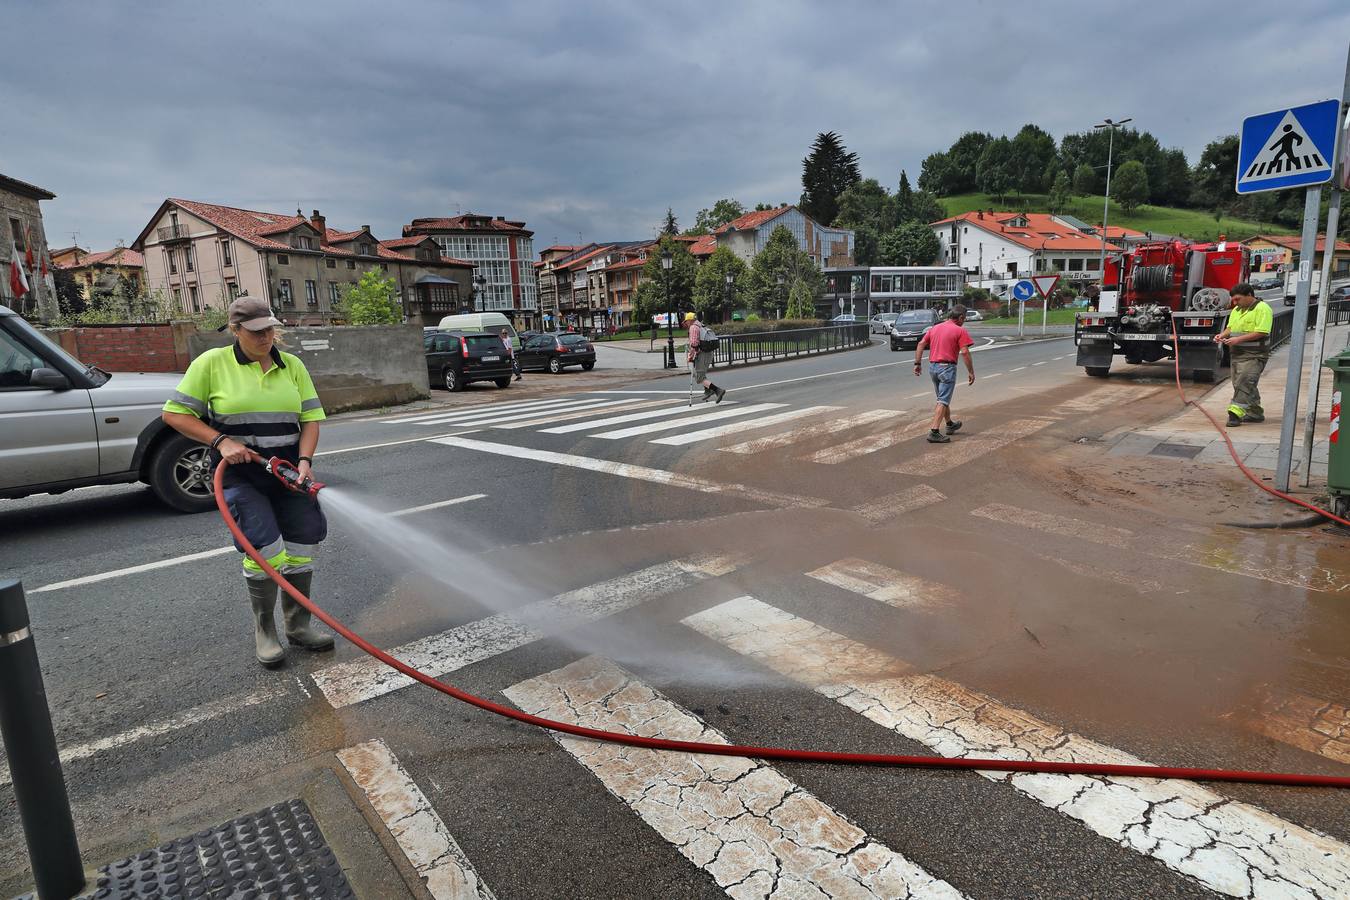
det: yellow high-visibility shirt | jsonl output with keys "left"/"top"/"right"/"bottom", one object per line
{"left": 1228, "top": 301, "right": 1272, "bottom": 336}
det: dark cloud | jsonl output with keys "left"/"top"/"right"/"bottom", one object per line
{"left": 6, "top": 0, "right": 1348, "bottom": 251}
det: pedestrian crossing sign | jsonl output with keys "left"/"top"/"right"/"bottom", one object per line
{"left": 1236, "top": 99, "right": 1340, "bottom": 194}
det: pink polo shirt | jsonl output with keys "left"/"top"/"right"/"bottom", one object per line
{"left": 925, "top": 319, "right": 973, "bottom": 364}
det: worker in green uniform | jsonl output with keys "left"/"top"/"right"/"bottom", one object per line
{"left": 161, "top": 297, "right": 334, "bottom": 667}
{"left": 1214, "top": 283, "right": 1272, "bottom": 427}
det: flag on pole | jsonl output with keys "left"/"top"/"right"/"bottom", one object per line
{"left": 40, "top": 252, "right": 48, "bottom": 279}
{"left": 23, "top": 226, "right": 34, "bottom": 269}
{"left": 10, "top": 240, "right": 30, "bottom": 298}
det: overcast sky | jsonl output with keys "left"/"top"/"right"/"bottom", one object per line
{"left": 7, "top": 1, "right": 1349, "bottom": 254}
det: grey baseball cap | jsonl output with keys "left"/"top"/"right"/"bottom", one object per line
{"left": 228, "top": 296, "right": 282, "bottom": 330}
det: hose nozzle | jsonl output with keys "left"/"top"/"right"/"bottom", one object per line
{"left": 265, "top": 457, "right": 324, "bottom": 496}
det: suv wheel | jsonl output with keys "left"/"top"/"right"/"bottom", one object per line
{"left": 443, "top": 367, "right": 463, "bottom": 392}
{"left": 547, "top": 357, "right": 563, "bottom": 374}
{"left": 147, "top": 433, "right": 216, "bottom": 513}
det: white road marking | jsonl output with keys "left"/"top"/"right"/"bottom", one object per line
{"left": 971, "top": 503, "right": 1133, "bottom": 546}
{"left": 850, "top": 484, "right": 947, "bottom": 524}
{"left": 541, "top": 401, "right": 740, "bottom": 434}
{"left": 807, "top": 558, "right": 956, "bottom": 609}
{"left": 719, "top": 409, "right": 897, "bottom": 455}
{"left": 503, "top": 656, "right": 967, "bottom": 900}
{"left": 685, "top": 597, "right": 1350, "bottom": 900}
{"left": 398, "top": 398, "right": 593, "bottom": 426}
{"left": 337, "top": 739, "right": 496, "bottom": 900}
{"left": 1010, "top": 366, "right": 1027, "bottom": 372}
{"left": 317, "top": 432, "right": 475, "bottom": 457}
{"left": 31, "top": 493, "right": 488, "bottom": 593}
{"left": 649, "top": 405, "right": 838, "bottom": 446}
{"left": 983, "top": 372, "right": 1004, "bottom": 379}
{"left": 430, "top": 436, "right": 830, "bottom": 510}
{"left": 886, "top": 418, "right": 1056, "bottom": 476}
{"left": 381, "top": 395, "right": 587, "bottom": 423}
{"left": 1245, "top": 688, "right": 1350, "bottom": 765}
{"left": 0, "top": 686, "right": 284, "bottom": 787}
{"left": 805, "top": 417, "right": 932, "bottom": 465}
{"left": 1033, "top": 361, "right": 1048, "bottom": 366}
{"left": 491, "top": 399, "right": 675, "bottom": 429}
{"left": 589, "top": 403, "right": 786, "bottom": 439}
{"left": 312, "top": 554, "right": 749, "bottom": 708}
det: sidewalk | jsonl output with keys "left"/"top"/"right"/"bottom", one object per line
{"left": 1106, "top": 324, "right": 1349, "bottom": 480}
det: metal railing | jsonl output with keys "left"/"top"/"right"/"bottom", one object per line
{"left": 156, "top": 224, "right": 189, "bottom": 242}
{"left": 709, "top": 323, "right": 870, "bottom": 368}
{"left": 1269, "top": 306, "right": 1296, "bottom": 349}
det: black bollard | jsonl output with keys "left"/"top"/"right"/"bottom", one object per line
{"left": 0, "top": 579, "right": 84, "bottom": 899}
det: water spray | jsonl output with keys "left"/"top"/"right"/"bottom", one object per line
{"left": 214, "top": 460, "right": 1350, "bottom": 789}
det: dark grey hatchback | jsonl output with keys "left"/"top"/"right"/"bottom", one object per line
{"left": 425, "top": 330, "right": 514, "bottom": 391}
{"left": 517, "top": 332, "right": 597, "bottom": 374}
{"left": 889, "top": 308, "right": 941, "bottom": 351}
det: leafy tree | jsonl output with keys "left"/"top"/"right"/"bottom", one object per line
{"left": 835, "top": 179, "right": 899, "bottom": 234}
{"left": 1047, "top": 171, "right": 1072, "bottom": 213}
{"left": 688, "top": 198, "right": 746, "bottom": 236}
{"left": 918, "top": 152, "right": 957, "bottom": 195}
{"left": 693, "top": 245, "right": 750, "bottom": 321}
{"left": 633, "top": 236, "right": 696, "bottom": 326}
{"left": 786, "top": 279, "right": 815, "bottom": 319}
{"left": 745, "top": 224, "right": 822, "bottom": 315}
{"left": 799, "top": 131, "right": 861, "bottom": 225}
{"left": 337, "top": 268, "right": 401, "bottom": 324}
{"left": 52, "top": 266, "right": 86, "bottom": 316}
{"left": 909, "top": 190, "right": 945, "bottom": 226}
{"left": 1010, "top": 124, "right": 1057, "bottom": 193}
{"left": 660, "top": 207, "right": 679, "bottom": 236}
{"left": 753, "top": 202, "right": 776, "bottom": 211}
{"left": 1043, "top": 159, "right": 1063, "bottom": 196}
{"left": 975, "top": 137, "right": 1016, "bottom": 201}
{"left": 1113, "top": 160, "right": 1149, "bottom": 213}
{"left": 878, "top": 222, "right": 940, "bottom": 266}
{"left": 946, "top": 131, "right": 994, "bottom": 194}
{"left": 1158, "top": 148, "right": 1191, "bottom": 207}
{"left": 1189, "top": 135, "right": 1238, "bottom": 213}
{"left": 849, "top": 226, "right": 881, "bottom": 267}
{"left": 1072, "top": 162, "right": 1097, "bottom": 196}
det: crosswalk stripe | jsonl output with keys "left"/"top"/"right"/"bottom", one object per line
{"left": 850, "top": 484, "right": 947, "bottom": 524}
{"left": 311, "top": 554, "right": 749, "bottom": 708}
{"left": 405, "top": 398, "right": 595, "bottom": 426}
{"left": 649, "top": 405, "right": 840, "bottom": 446}
{"left": 541, "top": 401, "right": 741, "bottom": 434}
{"left": 589, "top": 403, "right": 786, "bottom": 439}
{"left": 382, "top": 396, "right": 585, "bottom": 424}
{"left": 1059, "top": 386, "right": 1161, "bottom": 413}
{"left": 684, "top": 596, "right": 1350, "bottom": 899}
{"left": 503, "top": 656, "right": 967, "bottom": 900}
{"left": 807, "top": 558, "right": 956, "bottom": 609}
{"left": 719, "top": 409, "right": 897, "bottom": 455}
{"left": 491, "top": 399, "right": 676, "bottom": 429}
{"left": 1245, "top": 688, "right": 1350, "bottom": 765}
{"left": 886, "top": 418, "right": 1056, "bottom": 476}
{"left": 439, "top": 398, "right": 625, "bottom": 427}
{"left": 971, "top": 503, "right": 1133, "bottom": 545}
{"left": 805, "top": 417, "right": 931, "bottom": 464}
{"left": 337, "top": 740, "right": 496, "bottom": 900}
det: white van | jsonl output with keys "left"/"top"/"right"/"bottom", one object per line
{"left": 437, "top": 312, "right": 518, "bottom": 347}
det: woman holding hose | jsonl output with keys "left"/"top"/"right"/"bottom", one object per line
{"left": 161, "top": 296, "right": 334, "bottom": 667}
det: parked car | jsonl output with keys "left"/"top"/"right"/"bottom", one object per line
{"left": 963, "top": 308, "right": 984, "bottom": 322}
{"left": 0, "top": 304, "right": 218, "bottom": 512}
{"left": 1252, "top": 276, "right": 1280, "bottom": 291}
{"left": 518, "top": 332, "right": 597, "bottom": 373}
{"left": 889, "top": 308, "right": 941, "bottom": 351}
{"left": 830, "top": 314, "right": 858, "bottom": 324}
{"left": 425, "top": 330, "right": 514, "bottom": 391}
{"left": 869, "top": 312, "right": 899, "bottom": 334}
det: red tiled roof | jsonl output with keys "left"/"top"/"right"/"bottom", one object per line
{"left": 555, "top": 245, "right": 613, "bottom": 271}
{"left": 1243, "top": 233, "right": 1350, "bottom": 253}
{"left": 403, "top": 214, "right": 532, "bottom": 237}
{"left": 541, "top": 244, "right": 581, "bottom": 254}
{"left": 67, "top": 247, "right": 145, "bottom": 268}
{"left": 687, "top": 235, "right": 716, "bottom": 257}
{"left": 605, "top": 256, "right": 647, "bottom": 272}
{"left": 325, "top": 228, "right": 366, "bottom": 243}
{"left": 715, "top": 206, "right": 790, "bottom": 235}
{"left": 934, "top": 211, "right": 1120, "bottom": 252}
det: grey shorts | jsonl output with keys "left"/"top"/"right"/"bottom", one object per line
{"left": 692, "top": 351, "right": 712, "bottom": 383}
{"left": 930, "top": 362, "right": 957, "bottom": 405}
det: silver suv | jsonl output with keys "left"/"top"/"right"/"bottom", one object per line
{"left": 0, "top": 304, "right": 214, "bottom": 512}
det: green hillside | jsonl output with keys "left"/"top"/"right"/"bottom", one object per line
{"left": 939, "top": 193, "right": 1296, "bottom": 242}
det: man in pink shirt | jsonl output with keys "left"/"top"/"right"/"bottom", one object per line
{"left": 913, "top": 304, "right": 975, "bottom": 443}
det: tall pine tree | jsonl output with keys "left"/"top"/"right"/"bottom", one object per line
{"left": 799, "top": 131, "right": 861, "bottom": 226}
{"left": 660, "top": 207, "right": 679, "bottom": 236}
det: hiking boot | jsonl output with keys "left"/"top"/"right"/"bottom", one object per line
{"left": 927, "top": 429, "right": 951, "bottom": 444}
{"left": 246, "top": 578, "right": 285, "bottom": 668}
{"left": 945, "top": 420, "right": 963, "bottom": 435}
{"left": 1245, "top": 413, "right": 1264, "bottom": 424}
{"left": 1226, "top": 411, "right": 1242, "bottom": 428}
{"left": 702, "top": 386, "right": 714, "bottom": 402}
{"left": 714, "top": 387, "right": 726, "bottom": 404}
{"left": 280, "top": 571, "right": 335, "bottom": 652}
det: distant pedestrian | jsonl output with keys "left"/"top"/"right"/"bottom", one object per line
{"left": 686, "top": 311, "right": 725, "bottom": 403}
{"left": 914, "top": 304, "right": 975, "bottom": 443}
{"left": 500, "top": 328, "right": 522, "bottom": 381}
{"left": 1215, "top": 283, "right": 1271, "bottom": 426}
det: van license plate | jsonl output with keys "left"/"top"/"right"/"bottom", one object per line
{"left": 482, "top": 355, "right": 500, "bottom": 362}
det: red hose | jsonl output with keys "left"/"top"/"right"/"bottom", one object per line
{"left": 215, "top": 465, "right": 1350, "bottom": 788}
{"left": 1169, "top": 321, "right": 1350, "bottom": 528}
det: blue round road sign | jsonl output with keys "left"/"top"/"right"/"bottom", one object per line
{"left": 1012, "top": 280, "right": 1035, "bottom": 302}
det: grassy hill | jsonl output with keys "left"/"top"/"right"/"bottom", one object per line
{"left": 939, "top": 193, "right": 1296, "bottom": 242}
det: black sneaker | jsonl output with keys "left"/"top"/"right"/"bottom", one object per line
{"left": 945, "top": 420, "right": 963, "bottom": 435}
{"left": 927, "top": 430, "right": 951, "bottom": 443}
{"left": 1226, "top": 412, "right": 1242, "bottom": 428}
{"left": 714, "top": 387, "right": 727, "bottom": 404}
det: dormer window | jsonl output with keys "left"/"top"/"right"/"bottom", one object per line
{"left": 360, "top": 243, "right": 373, "bottom": 256}
{"left": 292, "top": 235, "right": 314, "bottom": 250}
{"left": 418, "top": 248, "right": 433, "bottom": 260}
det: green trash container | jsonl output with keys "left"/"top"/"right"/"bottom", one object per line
{"left": 1324, "top": 347, "right": 1350, "bottom": 503}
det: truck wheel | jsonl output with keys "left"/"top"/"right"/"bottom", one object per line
{"left": 1191, "top": 369, "right": 1215, "bottom": 383}
{"left": 146, "top": 434, "right": 216, "bottom": 513}
{"left": 1085, "top": 366, "right": 1110, "bottom": 377}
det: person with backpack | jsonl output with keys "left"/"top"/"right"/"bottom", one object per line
{"left": 685, "top": 311, "right": 725, "bottom": 403}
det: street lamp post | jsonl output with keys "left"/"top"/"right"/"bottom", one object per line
{"left": 724, "top": 273, "right": 734, "bottom": 323}
{"left": 1093, "top": 116, "right": 1133, "bottom": 283}
{"left": 473, "top": 274, "right": 488, "bottom": 313}
{"left": 662, "top": 249, "right": 675, "bottom": 369}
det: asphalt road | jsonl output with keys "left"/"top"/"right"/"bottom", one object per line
{"left": 3, "top": 336, "right": 1349, "bottom": 899}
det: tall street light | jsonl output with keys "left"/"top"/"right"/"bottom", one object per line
{"left": 473, "top": 274, "right": 488, "bottom": 313}
{"left": 1093, "top": 116, "right": 1133, "bottom": 284}
{"left": 661, "top": 248, "right": 675, "bottom": 369}
{"left": 723, "top": 272, "right": 734, "bottom": 323}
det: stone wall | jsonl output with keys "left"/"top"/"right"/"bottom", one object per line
{"left": 43, "top": 322, "right": 196, "bottom": 372}
{"left": 189, "top": 325, "right": 430, "bottom": 413}
{"left": 1, "top": 185, "right": 56, "bottom": 321}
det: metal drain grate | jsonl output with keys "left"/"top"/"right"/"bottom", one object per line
{"left": 76, "top": 798, "right": 353, "bottom": 899}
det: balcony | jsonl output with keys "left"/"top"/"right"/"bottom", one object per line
{"left": 157, "top": 224, "right": 190, "bottom": 242}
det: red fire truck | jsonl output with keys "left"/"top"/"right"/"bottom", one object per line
{"left": 1075, "top": 239, "right": 1250, "bottom": 381}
